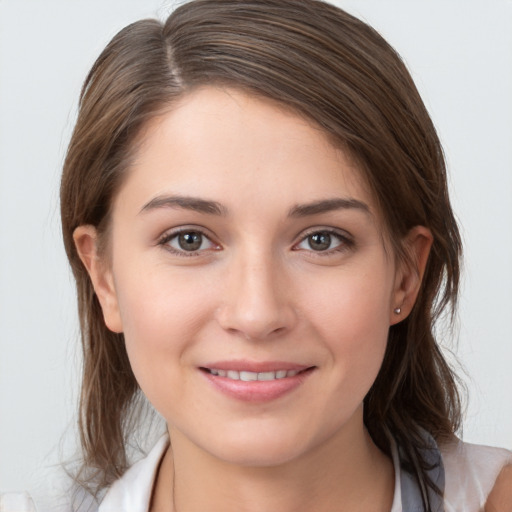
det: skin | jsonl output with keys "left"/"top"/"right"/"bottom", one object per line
{"left": 75, "top": 87, "right": 432, "bottom": 512}
{"left": 485, "top": 465, "right": 512, "bottom": 512}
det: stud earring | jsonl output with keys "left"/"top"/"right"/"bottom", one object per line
{"left": 393, "top": 307, "right": 401, "bottom": 315}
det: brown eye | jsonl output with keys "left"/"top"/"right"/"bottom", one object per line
{"left": 178, "top": 232, "right": 203, "bottom": 251}
{"left": 161, "top": 229, "right": 218, "bottom": 255}
{"left": 295, "top": 229, "right": 349, "bottom": 254}
{"left": 308, "top": 232, "right": 332, "bottom": 251}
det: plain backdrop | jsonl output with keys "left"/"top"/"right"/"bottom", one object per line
{"left": 1, "top": 0, "right": 511, "bottom": 494}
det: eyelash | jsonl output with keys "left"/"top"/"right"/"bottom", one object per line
{"left": 157, "top": 227, "right": 354, "bottom": 257}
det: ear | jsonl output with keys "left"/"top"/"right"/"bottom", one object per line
{"left": 73, "top": 225, "right": 123, "bottom": 333}
{"left": 390, "top": 225, "right": 433, "bottom": 325}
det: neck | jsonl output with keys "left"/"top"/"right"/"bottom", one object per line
{"left": 151, "top": 408, "right": 394, "bottom": 512}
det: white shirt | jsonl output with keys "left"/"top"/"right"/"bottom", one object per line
{"left": 2, "top": 436, "right": 511, "bottom": 511}
{"left": 99, "top": 435, "right": 512, "bottom": 512}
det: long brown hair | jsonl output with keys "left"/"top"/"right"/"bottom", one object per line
{"left": 61, "top": 0, "right": 462, "bottom": 507}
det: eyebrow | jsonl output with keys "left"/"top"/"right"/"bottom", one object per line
{"left": 140, "top": 195, "right": 227, "bottom": 216}
{"left": 139, "top": 195, "right": 370, "bottom": 218}
{"left": 288, "top": 198, "right": 371, "bottom": 217}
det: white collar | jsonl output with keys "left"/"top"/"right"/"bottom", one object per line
{"left": 98, "top": 435, "right": 169, "bottom": 512}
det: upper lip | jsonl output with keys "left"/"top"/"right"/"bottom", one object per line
{"left": 200, "top": 360, "right": 313, "bottom": 373}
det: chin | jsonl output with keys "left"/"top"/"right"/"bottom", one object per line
{"left": 211, "top": 437, "right": 309, "bottom": 468}
{"left": 193, "top": 418, "right": 334, "bottom": 468}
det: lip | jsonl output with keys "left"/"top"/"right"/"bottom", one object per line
{"left": 200, "top": 360, "right": 316, "bottom": 402}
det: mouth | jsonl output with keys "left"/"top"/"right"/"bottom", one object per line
{"left": 200, "top": 367, "right": 313, "bottom": 381}
{"left": 199, "top": 364, "right": 316, "bottom": 402}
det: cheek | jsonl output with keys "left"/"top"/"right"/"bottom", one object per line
{"left": 116, "top": 260, "right": 212, "bottom": 337}
{"left": 304, "top": 266, "right": 393, "bottom": 392}
{"left": 113, "top": 266, "right": 215, "bottom": 407}
{"left": 306, "top": 262, "right": 393, "bottom": 334}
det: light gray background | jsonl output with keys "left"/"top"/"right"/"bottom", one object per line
{"left": 1, "top": 0, "right": 511, "bottom": 494}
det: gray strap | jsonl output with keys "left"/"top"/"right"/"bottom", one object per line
{"left": 399, "top": 433, "right": 445, "bottom": 512}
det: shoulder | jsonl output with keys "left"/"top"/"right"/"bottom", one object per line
{"left": 0, "top": 435, "right": 169, "bottom": 512}
{"left": 0, "top": 492, "right": 36, "bottom": 512}
{"left": 0, "top": 472, "right": 99, "bottom": 512}
{"left": 485, "top": 464, "right": 512, "bottom": 512}
{"left": 440, "top": 437, "right": 512, "bottom": 511}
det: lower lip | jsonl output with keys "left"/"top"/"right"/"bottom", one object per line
{"left": 201, "top": 368, "right": 315, "bottom": 402}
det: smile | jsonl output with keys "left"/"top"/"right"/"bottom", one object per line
{"left": 200, "top": 364, "right": 315, "bottom": 402}
{"left": 205, "top": 368, "right": 301, "bottom": 381}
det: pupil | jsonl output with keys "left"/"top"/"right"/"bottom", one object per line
{"left": 309, "top": 233, "right": 331, "bottom": 251}
{"left": 178, "top": 232, "right": 202, "bottom": 251}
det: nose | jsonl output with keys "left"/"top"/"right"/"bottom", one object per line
{"left": 215, "top": 250, "right": 297, "bottom": 341}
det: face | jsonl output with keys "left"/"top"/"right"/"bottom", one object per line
{"left": 79, "top": 87, "right": 418, "bottom": 467}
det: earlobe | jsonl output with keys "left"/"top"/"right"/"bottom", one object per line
{"left": 390, "top": 226, "right": 433, "bottom": 325}
{"left": 73, "top": 225, "right": 123, "bottom": 333}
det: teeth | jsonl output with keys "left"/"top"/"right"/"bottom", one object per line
{"left": 208, "top": 369, "right": 303, "bottom": 381}
{"left": 240, "top": 371, "right": 258, "bottom": 381}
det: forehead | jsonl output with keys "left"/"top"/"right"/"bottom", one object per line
{"left": 116, "top": 86, "right": 381, "bottom": 223}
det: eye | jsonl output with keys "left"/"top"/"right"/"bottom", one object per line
{"left": 160, "top": 229, "right": 218, "bottom": 255}
{"left": 295, "top": 230, "right": 350, "bottom": 253}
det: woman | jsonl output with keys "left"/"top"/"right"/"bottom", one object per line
{"left": 4, "top": 0, "right": 511, "bottom": 510}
